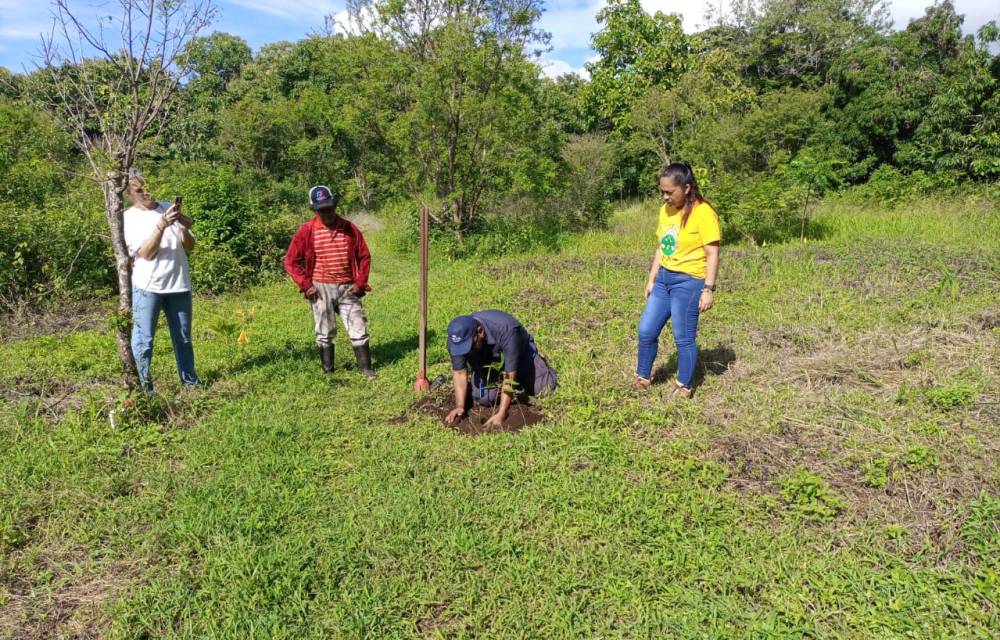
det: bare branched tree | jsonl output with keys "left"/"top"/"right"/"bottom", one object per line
{"left": 38, "top": 0, "right": 214, "bottom": 389}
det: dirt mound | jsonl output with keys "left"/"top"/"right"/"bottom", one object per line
{"left": 397, "top": 390, "right": 544, "bottom": 435}
{"left": 0, "top": 299, "right": 110, "bottom": 343}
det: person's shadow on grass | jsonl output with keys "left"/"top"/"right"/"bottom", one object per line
{"left": 651, "top": 344, "right": 737, "bottom": 389}
{"left": 203, "top": 330, "right": 437, "bottom": 379}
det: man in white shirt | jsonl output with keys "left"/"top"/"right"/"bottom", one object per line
{"left": 123, "top": 176, "right": 200, "bottom": 393}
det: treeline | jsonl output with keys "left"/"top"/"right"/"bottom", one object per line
{"left": 1, "top": 0, "right": 998, "bottom": 306}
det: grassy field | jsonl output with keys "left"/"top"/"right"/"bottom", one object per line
{"left": 1, "top": 198, "right": 998, "bottom": 638}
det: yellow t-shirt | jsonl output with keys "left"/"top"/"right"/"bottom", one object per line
{"left": 655, "top": 201, "right": 721, "bottom": 280}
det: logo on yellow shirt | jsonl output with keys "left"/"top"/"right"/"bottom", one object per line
{"left": 660, "top": 226, "right": 678, "bottom": 256}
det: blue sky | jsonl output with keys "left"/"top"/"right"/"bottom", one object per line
{"left": 1, "top": 1, "right": 997, "bottom": 78}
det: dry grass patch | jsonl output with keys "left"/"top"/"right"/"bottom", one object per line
{"left": 0, "top": 542, "right": 138, "bottom": 640}
{"left": 695, "top": 323, "right": 998, "bottom": 557}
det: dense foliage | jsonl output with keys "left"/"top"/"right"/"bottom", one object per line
{"left": 1, "top": 0, "right": 997, "bottom": 307}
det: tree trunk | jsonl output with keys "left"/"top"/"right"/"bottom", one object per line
{"left": 800, "top": 187, "right": 812, "bottom": 241}
{"left": 353, "top": 167, "right": 371, "bottom": 207}
{"left": 103, "top": 171, "right": 141, "bottom": 390}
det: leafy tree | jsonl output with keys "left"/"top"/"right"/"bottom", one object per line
{"left": 719, "top": 0, "right": 891, "bottom": 90}
{"left": 347, "top": 0, "right": 556, "bottom": 232}
{"left": 831, "top": 1, "right": 999, "bottom": 178}
{"left": 0, "top": 68, "right": 23, "bottom": 99}
{"left": 217, "top": 95, "right": 296, "bottom": 174}
{"left": 729, "top": 88, "right": 834, "bottom": 174}
{"left": 183, "top": 32, "right": 252, "bottom": 99}
{"left": 627, "top": 48, "right": 754, "bottom": 168}
{"left": 786, "top": 149, "right": 844, "bottom": 238}
{"left": 582, "top": 0, "right": 689, "bottom": 130}
{"left": 539, "top": 74, "right": 587, "bottom": 135}
{"left": 155, "top": 32, "right": 251, "bottom": 161}
{"left": 215, "top": 34, "right": 408, "bottom": 208}
{"left": 556, "top": 134, "right": 615, "bottom": 229}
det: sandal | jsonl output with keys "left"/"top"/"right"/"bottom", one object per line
{"left": 671, "top": 382, "right": 692, "bottom": 399}
{"left": 633, "top": 375, "right": 651, "bottom": 390}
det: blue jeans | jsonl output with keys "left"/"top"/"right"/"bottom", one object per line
{"left": 131, "top": 287, "right": 200, "bottom": 391}
{"left": 636, "top": 268, "right": 704, "bottom": 388}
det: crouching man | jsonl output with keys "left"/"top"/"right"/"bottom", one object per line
{"left": 444, "top": 310, "right": 557, "bottom": 428}
{"left": 284, "top": 185, "right": 375, "bottom": 377}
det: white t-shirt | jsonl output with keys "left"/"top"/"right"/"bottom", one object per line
{"left": 124, "top": 202, "right": 193, "bottom": 293}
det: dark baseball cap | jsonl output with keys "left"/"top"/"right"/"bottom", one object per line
{"left": 309, "top": 185, "right": 337, "bottom": 210}
{"left": 447, "top": 315, "right": 478, "bottom": 356}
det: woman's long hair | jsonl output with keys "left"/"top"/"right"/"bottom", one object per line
{"left": 660, "top": 162, "right": 707, "bottom": 229}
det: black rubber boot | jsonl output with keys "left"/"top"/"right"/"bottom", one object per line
{"left": 320, "top": 344, "right": 334, "bottom": 374}
{"left": 353, "top": 344, "right": 376, "bottom": 378}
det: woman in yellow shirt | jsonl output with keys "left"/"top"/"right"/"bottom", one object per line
{"left": 635, "top": 162, "right": 721, "bottom": 397}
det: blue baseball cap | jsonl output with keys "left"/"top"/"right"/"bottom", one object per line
{"left": 309, "top": 185, "right": 337, "bottom": 210}
{"left": 447, "top": 315, "right": 478, "bottom": 356}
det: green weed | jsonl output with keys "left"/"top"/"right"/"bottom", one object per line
{"left": 961, "top": 493, "right": 1000, "bottom": 562}
{"left": 924, "top": 383, "right": 977, "bottom": 410}
{"left": 903, "top": 445, "right": 938, "bottom": 472}
{"left": 864, "top": 454, "right": 893, "bottom": 489}
{"left": 780, "top": 469, "right": 845, "bottom": 523}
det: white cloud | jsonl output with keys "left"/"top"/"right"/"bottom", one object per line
{"left": 540, "top": 58, "right": 574, "bottom": 77}
{"left": 639, "top": 0, "right": 714, "bottom": 32}
{"left": 888, "top": 0, "right": 997, "bottom": 32}
{"left": 539, "top": 56, "right": 591, "bottom": 79}
{"left": 325, "top": 6, "right": 379, "bottom": 36}
{"left": 637, "top": 0, "right": 998, "bottom": 34}
{"left": 540, "top": 1, "right": 605, "bottom": 50}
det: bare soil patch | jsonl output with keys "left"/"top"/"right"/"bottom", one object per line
{"left": 416, "top": 603, "right": 461, "bottom": 637}
{"left": 972, "top": 311, "right": 1000, "bottom": 331}
{"left": 484, "top": 254, "right": 646, "bottom": 279}
{"left": 0, "top": 299, "right": 111, "bottom": 343}
{"left": 395, "top": 389, "right": 544, "bottom": 435}
{"left": 706, "top": 425, "right": 996, "bottom": 558}
{"left": 1, "top": 376, "right": 84, "bottom": 419}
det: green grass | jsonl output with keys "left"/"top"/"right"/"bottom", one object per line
{"left": 2, "top": 198, "right": 998, "bottom": 638}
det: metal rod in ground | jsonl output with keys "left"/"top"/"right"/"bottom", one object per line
{"left": 414, "top": 205, "right": 431, "bottom": 393}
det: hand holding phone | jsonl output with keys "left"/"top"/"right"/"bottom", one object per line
{"left": 172, "top": 196, "right": 193, "bottom": 227}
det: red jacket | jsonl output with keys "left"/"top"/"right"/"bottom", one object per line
{"left": 284, "top": 216, "right": 372, "bottom": 297}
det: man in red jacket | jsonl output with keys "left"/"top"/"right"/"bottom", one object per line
{"left": 284, "top": 185, "right": 375, "bottom": 377}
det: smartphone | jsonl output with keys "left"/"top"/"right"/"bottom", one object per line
{"left": 174, "top": 196, "right": 182, "bottom": 211}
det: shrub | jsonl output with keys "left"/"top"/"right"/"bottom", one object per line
{"left": 0, "top": 186, "right": 112, "bottom": 310}
{"left": 842, "top": 166, "right": 960, "bottom": 207}
{"left": 381, "top": 196, "right": 563, "bottom": 261}
{"left": 156, "top": 164, "right": 298, "bottom": 293}
{"left": 709, "top": 171, "right": 806, "bottom": 244}
{"left": 553, "top": 134, "right": 615, "bottom": 230}
{"left": 463, "top": 212, "right": 562, "bottom": 260}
